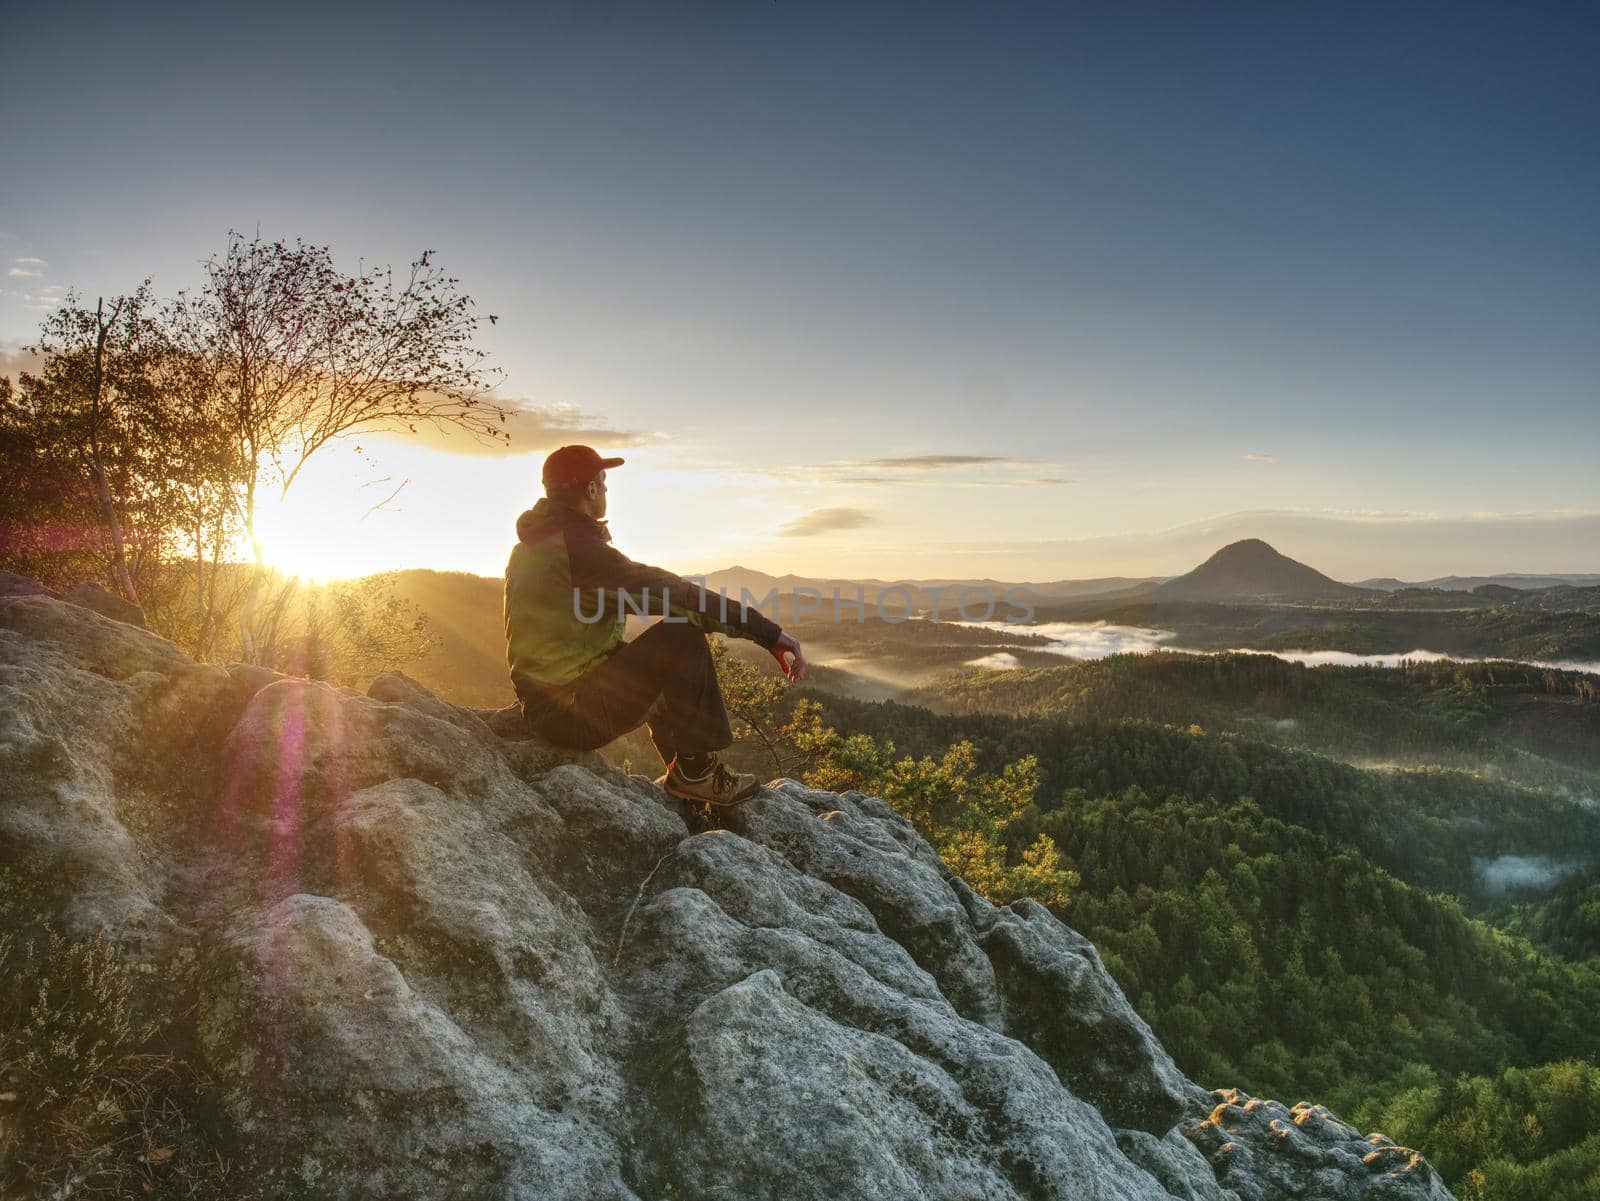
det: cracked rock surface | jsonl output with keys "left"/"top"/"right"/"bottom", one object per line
{"left": 0, "top": 589, "right": 1456, "bottom": 1200}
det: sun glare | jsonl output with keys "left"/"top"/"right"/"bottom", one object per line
{"left": 252, "top": 447, "right": 393, "bottom": 584}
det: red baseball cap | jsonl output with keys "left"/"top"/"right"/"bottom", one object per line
{"left": 542, "top": 444, "right": 625, "bottom": 491}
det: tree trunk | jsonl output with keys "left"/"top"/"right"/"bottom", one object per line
{"left": 87, "top": 298, "right": 138, "bottom": 604}
{"left": 192, "top": 518, "right": 213, "bottom": 659}
{"left": 239, "top": 454, "right": 263, "bottom": 662}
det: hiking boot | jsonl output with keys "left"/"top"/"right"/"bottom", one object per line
{"left": 656, "top": 757, "right": 761, "bottom": 808}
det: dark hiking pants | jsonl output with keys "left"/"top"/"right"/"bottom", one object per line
{"left": 515, "top": 619, "right": 733, "bottom": 767}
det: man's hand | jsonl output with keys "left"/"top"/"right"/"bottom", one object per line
{"left": 771, "top": 633, "right": 807, "bottom": 683}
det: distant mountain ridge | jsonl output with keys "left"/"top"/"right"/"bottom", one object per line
{"left": 1152, "top": 539, "right": 1370, "bottom": 602}
{"left": 700, "top": 566, "right": 1161, "bottom": 604}
{"left": 1355, "top": 573, "right": 1600, "bottom": 592}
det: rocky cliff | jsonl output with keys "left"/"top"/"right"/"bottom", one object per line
{"left": 0, "top": 581, "right": 1454, "bottom": 1200}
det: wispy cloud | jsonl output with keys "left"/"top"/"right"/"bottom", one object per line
{"left": 5, "top": 284, "right": 66, "bottom": 313}
{"left": 833, "top": 454, "right": 1042, "bottom": 470}
{"left": 835, "top": 474, "right": 1073, "bottom": 488}
{"left": 1243, "top": 452, "right": 1277, "bottom": 464}
{"left": 746, "top": 452, "right": 1070, "bottom": 489}
{"left": 6, "top": 257, "right": 45, "bottom": 279}
{"left": 385, "top": 397, "right": 662, "bottom": 458}
{"left": 778, "top": 506, "right": 873, "bottom": 537}
{"left": 0, "top": 345, "right": 42, "bottom": 377}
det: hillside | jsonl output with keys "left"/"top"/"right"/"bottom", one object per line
{"left": 0, "top": 581, "right": 1456, "bottom": 1200}
{"left": 905, "top": 652, "right": 1600, "bottom": 780}
{"left": 386, "top": 568, "right": 512, "bottom": 708}
{"left": 1153, "top": 540, "right": 1369, "bottom": 603}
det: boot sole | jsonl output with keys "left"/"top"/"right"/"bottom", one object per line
{"left": 656, "top": 774, "right": 761, "bottom": 807}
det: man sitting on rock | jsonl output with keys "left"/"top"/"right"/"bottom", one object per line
{"left": 505, "top": 444, "right": 807, "bottom": 807}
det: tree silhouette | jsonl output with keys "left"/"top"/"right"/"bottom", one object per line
{"left": 165, "top": 233, "right": 508, "bottom": 657}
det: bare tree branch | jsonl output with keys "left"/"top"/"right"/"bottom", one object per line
{"left": 360, "top": 477, "right": 409, "bottom": 520}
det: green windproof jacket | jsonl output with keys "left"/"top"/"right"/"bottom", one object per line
{"left": 504, "top": 496, "right": 783, "bottom": 696}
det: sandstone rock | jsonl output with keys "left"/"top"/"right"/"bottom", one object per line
{"left": 984, "top": 895, "right": 1191, "bottom": 1133}
{"left": 474, "top": 700, "right": 537, "bottom": 739}
{"left": 64, "top": 580, "right": 148, "bottom": 628}
{"left": 1116, "top": 1128, "right": 1241, "bottom": 1201}
{"left": 0, "top": 569, "right": 59, "bottom": 599}
{"left": 0, "top": 584, "right": 1459, "bottom": 1201}
{"left": 722, "top": 781, "right": 1188, "bottom": 1134}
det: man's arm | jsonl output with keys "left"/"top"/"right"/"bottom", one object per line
{"left": 565, "top": 526, "right": 784, "bottom": 650}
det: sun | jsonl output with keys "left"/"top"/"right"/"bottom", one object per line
{"left": 252, "top": 449, "right": 396, "bottom": 584}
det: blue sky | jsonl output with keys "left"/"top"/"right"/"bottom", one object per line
{"left": 2, "top": 1, "right": 1596, "bottom": 579}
